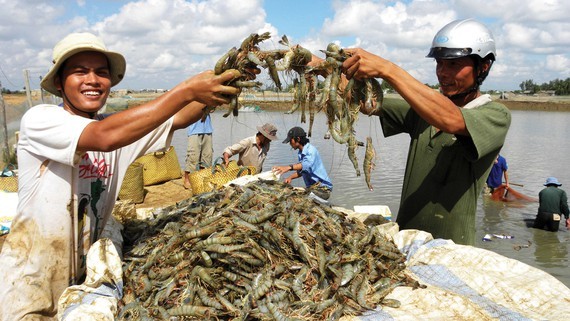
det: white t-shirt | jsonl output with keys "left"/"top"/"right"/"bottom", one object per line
{"left": 0, "top": 104, "right": 174, "bottom": 320}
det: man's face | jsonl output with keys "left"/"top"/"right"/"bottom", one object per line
{"left": 56, "top": 51, "right": 111, "bottom": 116}
{"left": 257, "top": 134, "right": 270, "bottom": 148}
{"left": 435, "top": 56, "right": 476, "bottom": 97}
{"left": 288, "top": 137, "right": 300, "bottom": 150}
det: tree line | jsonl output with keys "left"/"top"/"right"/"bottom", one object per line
{"left": 519, "top": 78, "right": 570, "bottom": 95}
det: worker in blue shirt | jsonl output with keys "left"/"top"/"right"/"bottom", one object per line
{"left": 273, "top": 126, "right": 333, "bottom": 200}
{"left": 486, "top": 154, "right": 509, "bottom": 193}
{"left": 183, "top": 113, "right": 213, "bottom": 189}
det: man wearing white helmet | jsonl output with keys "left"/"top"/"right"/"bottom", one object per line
{"left": 341, "top": 19, "right": 511, "bottom": 245}
{"left": 0, "top": 32, "right": 241, "bottom": 320}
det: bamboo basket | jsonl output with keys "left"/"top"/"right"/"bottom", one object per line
{"left": 118, "top": 162, "right": 145, "bottom": 204}
{"left": 188, "top": 158, "right": 221, "bottom": 195}
{"left": 0, "top": 164, "right": 17, "bottom": 193}
{"left": 203, "top": 165, "right": 256, "bottom": 192}
{"left": 135, "top": 146, "right": 182, "bottom": 186}
{"left": 0, "top": 177, "right": 17, "bottom": 193}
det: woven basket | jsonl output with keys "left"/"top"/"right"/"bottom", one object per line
{"left": 224, "top": 160, "right": 256, "bottom": 177}
{"left": 0, "top": 164, "right": 17, "bottom": 192}
{"left": 0, "top": 176, "right": 17, "bottom": 192}
{"left": 226, "top": 160, "right": 239, "bottom": 172}
{"left": 118, "top": 162, "right": 145, "bottom": 204}
{"left": 188, "top": 158, "right": 221, "bottom": 195}
{"left": 135, "top": 146, "right": 182, "bottom": 186}
{"left": 203, "top": 165, "right": 257, "bottom": 191}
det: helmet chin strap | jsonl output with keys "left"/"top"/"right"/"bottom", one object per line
{"left": 444, "top": 85, "right": 479, "bottom": 101}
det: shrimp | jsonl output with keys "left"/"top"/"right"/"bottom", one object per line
{"left": 347, "top": 134, "right": 361, "bottom": 177}
{"left": 166, "top": 305, "right": 214, "bottom": 317}
{"left": 363, "top": 136, "right": 376, "bottom": 191}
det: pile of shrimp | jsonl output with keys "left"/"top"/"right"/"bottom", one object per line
{"left": 118, "top": 180, "right": 423, "bottom": 320}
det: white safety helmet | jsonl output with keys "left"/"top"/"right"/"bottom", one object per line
{"left": 427, "top": 19, "right": 496, "bottom": 61}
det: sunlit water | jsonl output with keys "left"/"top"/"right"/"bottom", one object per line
{"left": 172, "top": 109, "right": 570, "bottom": 288}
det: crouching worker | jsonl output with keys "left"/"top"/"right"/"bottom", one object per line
{"left": 222, "top": 122, "right": 278, "bottom": 173}
{"left": 272, "top": 126, "right": 333, "bottom": 201}
{"left": 534, "top": 177, "right": 570, "bottom": 231}
{"left": 0, "top": 32, "right": 241, "bottom": 320}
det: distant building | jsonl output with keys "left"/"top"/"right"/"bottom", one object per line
{"left": 543, "top": 90, "right": 556, "bottom": 96}
{"left": 114, "top": 89, "right": 128, "bottom": 97}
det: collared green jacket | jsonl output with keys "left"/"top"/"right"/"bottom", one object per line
{"left": 380, "top": 96, "right": 511, "bottom": 245}
{"left": 538, "top": 186, "right": 570, "bottom": 219}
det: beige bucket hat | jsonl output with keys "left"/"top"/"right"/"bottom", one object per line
{"left": 40, "top": 32, "right": 126, "bottom": 97}
{"left": 257, "top": 123, "right": 278, "bottom": 141}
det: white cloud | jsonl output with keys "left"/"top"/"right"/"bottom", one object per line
{"left": 545, "top": 55, "right": 569, "bottom": 74}
{"left": 87, "top": 0, "right": 271, "bottom": 89}
{"left": 0, "top": 0, "right": 568, "bottom": 91}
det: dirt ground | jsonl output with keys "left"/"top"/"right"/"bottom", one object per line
{"left": 134, "top": 177, "right": 193, "bottom": 209}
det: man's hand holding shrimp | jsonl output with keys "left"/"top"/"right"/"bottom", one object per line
{"left": 342, "top": 48, "right": 391, "bottom": 80}
{"left": 179, "top": 69, "right": 241, "bottom": 107}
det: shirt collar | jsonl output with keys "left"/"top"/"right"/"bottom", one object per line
{"left": 463, "top": 94, "right": 492, "bottom": 109}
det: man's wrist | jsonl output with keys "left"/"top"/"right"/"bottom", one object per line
{"left": 289, "top": 164, "right": 294, "bottom": 171}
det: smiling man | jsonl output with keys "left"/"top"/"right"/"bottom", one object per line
{"left": 341, "top": 19, "right": 511, "bottom": 245}
{"left": 0, "top": 32, "right": 240, "bottom": 320}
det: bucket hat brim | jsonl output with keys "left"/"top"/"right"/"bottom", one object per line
{"left": 544, "top": 177, "right": 562, "bottom": 186}
{"left": 257, "top": 124, "right": 278, "bottom": 141}
{"left": 40, "top": 33, "right": 126, "bottom": 97}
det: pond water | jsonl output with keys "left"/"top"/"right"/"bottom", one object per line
{"left": 171, "top": 108, "right": 570, "bottom": 288}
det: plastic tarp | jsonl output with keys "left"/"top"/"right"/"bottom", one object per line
{"left": 57, "top": 238, "right": 123, "bottom": 321}
{"left": 0, "top": 191, "right": 18, "bottom": 234}
{"left": 341, "top": 221, "right": 570, "bottom": 321}
{"left": 224, "top": 169, "right": 281, "bottom": 187}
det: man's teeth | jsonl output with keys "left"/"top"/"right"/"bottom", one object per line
{"left": 83, "top": 91, "right": 100, "bottom": 96}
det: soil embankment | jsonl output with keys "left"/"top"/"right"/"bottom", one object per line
{"left": 500, "top": 100, "right": 570, "bottom": 111}
{"left": 131, "top": 93, "right": 570, "bottom": 112}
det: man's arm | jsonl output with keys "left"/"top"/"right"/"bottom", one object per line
{"left": 222, "top": 137, "right": 251, "bottom": 166}
{"left": 342, "top": 48, "right": 468, "bottom": 135}
{"left": 77, "top": 70, "right": 239, "bottom": 152}
{"left": 222, "top": 152, "right": 233, "bottom": 166}
{"left": 272, "top": 163, "right": 301, "bottom": 184}
{"left": 284, "top": 170, "right": 301, "bottom": 184}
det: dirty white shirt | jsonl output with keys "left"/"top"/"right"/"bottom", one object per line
{"left": 0, "top": 104, "right": 173, "bottom": 320}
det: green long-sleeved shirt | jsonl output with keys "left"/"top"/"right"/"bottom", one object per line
{"left": 380, "top": 95, "right": 511, "bottom": 245}
{"left": 538, "top": 186, "right": 570, "bottom": 219}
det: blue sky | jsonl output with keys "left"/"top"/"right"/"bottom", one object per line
{"left": 0, "top": 0, "right": 568, "bottom": 92}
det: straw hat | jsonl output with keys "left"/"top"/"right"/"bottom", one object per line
{"left": 257, "top": 123, "right": 278, "bottom": 141}
{"left": 40, "top": 32, "right": 126, "bottom": 97}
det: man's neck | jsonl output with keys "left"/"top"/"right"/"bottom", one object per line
{"left": 451, "top": 90, "right": 481, "bottom": 107}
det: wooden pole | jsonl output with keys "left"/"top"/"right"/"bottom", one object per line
{"left": 0, "top": 81, "right": 11, "bottom": 165}
{"left": 23, "top": 69, "right": 32, "bottom": 109}
{"left": 39, "top": 76, "right": 45, "bottom": 103}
